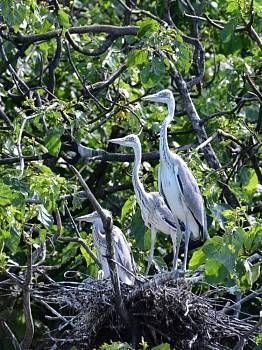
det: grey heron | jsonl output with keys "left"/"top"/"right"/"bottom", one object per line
{"left": 109, "top": 134, "right": 179, "bottom": 274}
{"left": 76, "top": 209, "right": 136, "bottom": 285}
{"left": 142, "top": 89, "right": 209, "bottom": 271}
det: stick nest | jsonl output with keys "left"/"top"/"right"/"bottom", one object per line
{"left": 34, "top": 275, "right": 257, "bottom": 349}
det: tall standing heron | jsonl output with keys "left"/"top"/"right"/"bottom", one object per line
{"left": 142, "top": 89, "right": 209, "bottom": 271}
{"left": 76, "top": 209, "right": 136, "bottom": 285}
{"left": 109, "top": 134, "right": 180, "bottom": 274}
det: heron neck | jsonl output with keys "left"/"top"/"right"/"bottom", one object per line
{"left": 132, "top": 143, "right": 147, "bottom": 203}
{"left": 93, "top": 222, "right": 105, "bottom": 239}
{"left": 160, "top": 101, "right": 175, "bottom": 161}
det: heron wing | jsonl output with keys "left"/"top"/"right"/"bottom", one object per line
{"left": 150, "top": 193, "right": 177, "bottom": 231}
{"left": 171, "top": 153, "right": 207, "bottom": 238}
{"left": 112, "top": 226, "right": 136, "bottom": 273}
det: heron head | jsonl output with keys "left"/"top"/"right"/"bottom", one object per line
{"left": 108, "top": 134, "right": 139, "bottom": 148}
{"left": 142, "top": 89, "right": 174, "bottom": 104}
{"left": 76, "top": 209, "right": 111, "bottom": 225}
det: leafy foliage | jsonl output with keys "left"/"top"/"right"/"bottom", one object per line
{"left": 0, "top": 0, "right": 261, "bottom": 348}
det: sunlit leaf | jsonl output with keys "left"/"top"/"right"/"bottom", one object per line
{"left": 244, "top": 170, "right": 258, "bottom": 193}
{"left": 121, "top": 195, "right": 136, "bottom": 224}
{"left": 137, "top": 18, "right": 160, "bottom": 37}
{"left": 140, "top": 57, "right": 166, "bottom": 88}
{"left": 152, "top": 343, "right": 170, "bottom": 350}
{"left": 220, "top": 21, "right": 236, "bottom": 43}
{"left": 189, "top": 248, "right": 206, "bottom": 270}
{"left": 128, "top": 49, "right": 149, "bottom": 67}
{"left": 44, "top": 128, "right": 63, "bottom": 156}
{"left": 57, "top": 9, "right": 70, "bottom": 28}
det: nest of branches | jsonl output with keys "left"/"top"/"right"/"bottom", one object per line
{"left": 33, "top": 273, "right": 257, "bottom": 350}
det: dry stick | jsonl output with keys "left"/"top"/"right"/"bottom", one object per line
{"left": 68, "top": 164, "right": 130, "bottom": 327}
{"left": 233, "top": 315, "right": 262, "bottom": 350}
{"left": 244, "top": 72, "right": 262, "bottom": 103}
{"left": 20, "top": 243, "right": 34, "bottom": 350}
{"left": 39, "top": 300, "right": 68, "bottom": 323}
{"left": 65, "top": 40, "right": 109, "bottom": 112}
{"left": 0, "top": 321, "right": 22, "bottom": 350}
{"left": 8, "top": 25, "right": 138, "bottom": 45}
{"left": 229, "top": 286, "right": 262, "bottom": 311}
{"left": 66, "top": 30, "right": 116, "bottom": 56}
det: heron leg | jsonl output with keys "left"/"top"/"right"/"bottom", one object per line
{"left": 145, "top": 228, "right": 156, "bottom": 275}
{"left": 183, "top": 216, "right": 190, "bottom": 272}
{"left": 171, "top": 215, "right": 182, "bottom": 271}
{"left": 173, "top": 223, "right": 182, "bottom": 271}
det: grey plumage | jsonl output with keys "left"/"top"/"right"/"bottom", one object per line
{"left": 76, "top": 209, "right": 136, "bottom": 285}
{"left": 143, "top": 89, "right": 209, "bottom": 271}
{"left": 109, "top": 134, "right": 179, "bottom": 274}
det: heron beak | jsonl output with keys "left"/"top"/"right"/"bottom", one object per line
{"left": 108, "top": 137, "right": 125, "bottom": 146}
{"left": 76, "top": 212, "right": 96, "bottom": 223}
{"left": 142, "top": 93, "right": 159, "bottom": 102}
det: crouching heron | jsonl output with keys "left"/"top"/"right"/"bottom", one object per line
{"left": 109, "top": 134, "right": 180, "bottom": 274}
{"left": 142, "top": 89, "right": 209, "bottom": 271}
{"left": 76, "top": 209, "right": 136, "bottom": 285}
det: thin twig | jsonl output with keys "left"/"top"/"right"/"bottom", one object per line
{"left": 0, "top": 321, "right": 22, "bottom": 350}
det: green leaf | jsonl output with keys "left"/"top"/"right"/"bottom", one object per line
{"left": 0, "top": 244, "right": 8, "bottom": 269}
{"left": 153, "top": 256, "right": 168, "bottom": 272}
{"left": 203, "top": 236, "right": 236, "bottom": 272}
{"left": 152, "top": 344, "right": 170, "bottom": 350}
{"left": 0, "top": 182, "right": 14, "bottom": 205}
{"left": 211, "top": 203, "right": 232, "bottom": 229}
{"left": 244, "top": 224, "right": 262, "bottom": 252}
{"left": 244, "top": 169, "right": 258, "bottom": 193}
{"left": 220, "top": 21, "right": 236, "bottom": 43}
{"left": 127, "top": 49, "right": 149, "bottom": 67}
{"left": 205, "top": 258, "right": 232, "bottom": 284}
{"left": 130, "top": 211, "right": 146, "bottom": 249}
{"left": 57, "top": 9, "right": 70, "bottom": 28}
{"left": 99, "top": 341, "right": 132, "bottom": 350}
{"left": 189, "top": 248, "right": 206, "bottom": 270}
{"left": 140, "top": 57, "right": 166, "bottom": 88}
{"left": 5, "top": 225, "right": 21, "bottom": 252}
{"left": 80, "top": 244, "right": 93, "bottom": 267}
{"left": 121, "top": 195, "right": 136, "bottom": 224}
{"left": 37, "top": 205, "right": 54, "bottom": 227}
{"left": 44, "top": 128, "right": 62, "bottom": 156}
{"left": 39, "top": 41, "right": 49, "bottom": 52}
{"left": 226, "top": 0, "right": 238, "bottom": 13}
{"left": 137, "top": 18, "right": 160, "bottom": 37}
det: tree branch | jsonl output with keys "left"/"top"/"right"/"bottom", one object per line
{"left": 20, "top": 242, "right": 34, "bottom": 350}
{"left": 7, "top": 25, "right": 138, "bottom": 44}
{"left": 0, "top": 321, "right": 21, "bottom": 350}
{"left": 170, "top": 65, "right": 240, "bottom": 207}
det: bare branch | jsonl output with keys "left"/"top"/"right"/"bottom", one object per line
{"left": 20, "top": 243, "right": 34, "bottom": 350}
{"left": 0, "top": 106, "right": 13, "bottom": 127}
{"left": 0, "top": 321, "right": 22, "bottom": 350}
{"left": 66, "top": 31, "right": 117, "bottom": 56}
{"left": 7, "top": 25, "right": 138, "bottom": 44}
